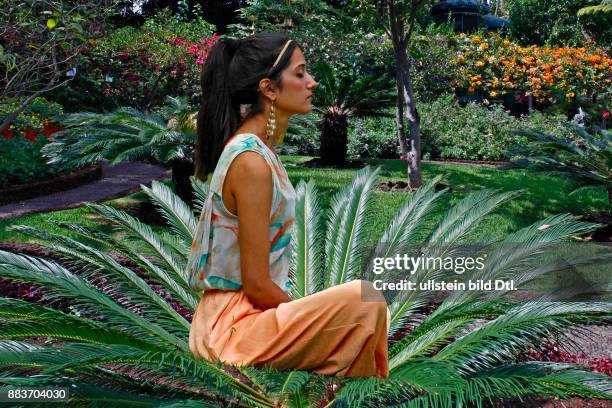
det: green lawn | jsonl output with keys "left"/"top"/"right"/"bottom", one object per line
{"left": 0, "top": 156, "right": 609, "bottom": 244}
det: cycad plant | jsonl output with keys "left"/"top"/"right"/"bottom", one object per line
{"left": 0, "top": 167, "right": 611, "bottom": 407}
{"left": 313, "top": 62, "right": 396, "bottom": 166}
{"left": 507, "top": 124, "right": 611, "bottom": 203}
{"left": 43, "top": 96, "right": 197, "bottom": 203}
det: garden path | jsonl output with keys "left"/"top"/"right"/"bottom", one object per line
{"left": 0, "top": 161, "right": 170, "bottom": 220}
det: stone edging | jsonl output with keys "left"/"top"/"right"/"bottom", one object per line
{"left": 0, "top": 165, "right": 103, "bottom": 206}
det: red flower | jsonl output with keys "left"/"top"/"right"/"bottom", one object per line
{"left": 603, "top": 111, "right": 610, "bottom": 119}
{"left": 2, "top": 126, "right": 15, "bottom": 139}
{"left": 23, "top": 128, "right": 39, "bottom": 142}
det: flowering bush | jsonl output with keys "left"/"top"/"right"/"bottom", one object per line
{"left": 0, "top": 97, "right": 64, "bottom": 187}
{"left": 0, "top": 97, "right": 63, "bottom": 142}
{"left": 49, "top": 11, "right": 218, "bottom": 112}
{"left": 450, "top": 32, "right": 611, "bottom": 104}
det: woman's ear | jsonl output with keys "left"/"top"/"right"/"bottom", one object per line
{"left": 258, "top": 78, "right": 277, "bottom": 101}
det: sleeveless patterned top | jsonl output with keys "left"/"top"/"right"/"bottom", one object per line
{"left": 187, "top": 133, "right": 296, "bottom": 293}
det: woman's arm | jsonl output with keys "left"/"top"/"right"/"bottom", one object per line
{"left": 224, "top": 151, "right": 292, "bottom": 310}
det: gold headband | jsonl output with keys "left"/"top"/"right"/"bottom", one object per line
{"left": 271, "top": 40, "right": 292, "bottom": 71}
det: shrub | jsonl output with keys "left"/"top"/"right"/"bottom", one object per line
{"left": 507, "top": 0, "right": 590, "bottom": 46}
{"left": 348, "top": 114, "right": 399, "bottom": 159}
{"left": 48, "top": 10, "right": 217, "bottom": 112}
{"left": 0, "top": 97, "right": 64, "bottom": 187}
{"left": 0, "top": 136, "right": 62, "bottom": 187}
{"left": 419, "top": 95, "right": 571, "bottom": 161}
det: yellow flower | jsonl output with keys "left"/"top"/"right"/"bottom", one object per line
{"left": 475, "top": 60, "right": 485, "bottom": 67}
{"left": 503, "top": 39, "right": 511, "bottom": 46}
{"left": 490, "top": 91, "right": 498, "bottom": 97}
{"left": 566, "top": 92, "right": 575, "bottom": 99}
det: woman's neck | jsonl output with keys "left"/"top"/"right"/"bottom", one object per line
{"left": 236, "top": 111, "right": 288, "bottom": 150}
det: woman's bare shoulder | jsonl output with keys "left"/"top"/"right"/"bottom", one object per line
{"left": 225, "top": 151, "right": 272, "bottom": 190}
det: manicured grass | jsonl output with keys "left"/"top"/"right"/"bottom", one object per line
{"left": 1, "top": 156, "right": 608, "bottom": 245}
{"left": 283, "top": 155, "right": 609, "bottom": 241}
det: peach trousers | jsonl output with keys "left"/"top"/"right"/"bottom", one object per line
{"left": 189, "top": 280, "right": 390, "bottom": 378}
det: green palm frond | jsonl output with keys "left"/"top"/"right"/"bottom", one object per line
{"left": 290, "top": 180, "right": 324, "bottom": 298}
{"left": 0, "top": 298, "right": 159, "bottom": 350}
{"left": 190, "top": 176, "right": 210, "bottom": 216}
{"left": 313, "top": 62, "right": 396, "bottom": 118}
{"left": 0, "top": 251, "right": 187, "bottom": 350}
{"left": 7, "top": 225, "right": 190, "bottom": 335}
{"left": 463, "top": 362, "right": 612, "bottom": 406}
{"left": 141, "top": 180, "right": 197, "bottom": 247}
{"left": 508, "top": 124, "right": 611, "bottom": 198}
{"left": 87, "top": 204, "right": 189, "bottom": 287}
{"left": 43, "top": 98, "right": 196, "bottom": 170}
{"left": 49, "top": 221, "right": 196, "bottom": 310}
{"left": 324, "top": 166, "right": 380, "bottom": 287}
{"left": 389, "top": 301, "right": 512, "bottom": 369}
{"left": 434, "top": 302, "right": 611, "bottom": 372}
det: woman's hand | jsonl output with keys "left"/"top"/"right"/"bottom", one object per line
{"left": 224, "top": 151, "right": 292, "bottom": 310}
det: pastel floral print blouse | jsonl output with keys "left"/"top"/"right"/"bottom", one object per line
{"left": 187, "top": 133, "right": 296, "bottom": 293}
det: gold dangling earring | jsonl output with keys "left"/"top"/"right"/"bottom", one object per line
{"left": 266, "top": 100, "right": 276, "bottom": 143}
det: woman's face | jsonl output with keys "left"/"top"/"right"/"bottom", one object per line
{"left": 275, "top": 47, "right": 317, "bottom": 115}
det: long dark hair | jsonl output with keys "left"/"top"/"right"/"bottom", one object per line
{"left": 195, "top": 32, "right": 299, "bottom": 180}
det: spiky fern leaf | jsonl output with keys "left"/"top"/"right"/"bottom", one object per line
{"left": 290, "top": 180, "right": 324, "bottom": 298}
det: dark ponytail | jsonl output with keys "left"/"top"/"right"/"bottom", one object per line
{"left": 195, "top": 32, "right": 299, "bottom": 180}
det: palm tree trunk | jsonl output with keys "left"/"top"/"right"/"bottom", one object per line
{"left": 319, "top": 110, "right": 348, "bottom": 166}
{"left": 171, "top": 159, "right": 195, "bottom": 205}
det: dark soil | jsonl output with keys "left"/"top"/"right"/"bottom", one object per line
{"left": 376, "top": 180, "right": 451, "bottom": 193}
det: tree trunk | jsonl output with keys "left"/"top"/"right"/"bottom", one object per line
{"left": 394, "top": 63, "right": 411, "bottom": 176}
{"left": 386, "top": 0, "right": 422, "bottom": 188}
{"left": 319, "top": 110, "right": 348, "bottom": 166}
{"left": 397, "top": 49, "right": 422, "bottom": 188}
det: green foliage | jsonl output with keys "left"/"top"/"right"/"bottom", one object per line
{"left": 0, "top": 0, "right": 114, "bottom": 99}
{"left": 507, "top": 0, "right": 591, "bottom": 45}
{"left": 348, "top": 113, "right": 399, "bottom": 159}
{"left": 0, "top": 135, "right": 61, "bottom": 187}
{"left": 508, "top": 123, "right": 612, "bottom": 200}
{"left": 578, "top": 0, "right": 612, "bottom": 44}
{"left": 42, "top": 96, "right": 195, "bottom": 171}
{"left": 0, "top": 97, "right": 65, "bottom": 187}
{"left": 409, "top": 26, "right": 459, "bottom": 101}
{"left": 230, "top": 0, "right": 393, "bottom": 82}
{"left": 49, "top": 10, "right": 216, "bottom": 112}
{"left": 0, "top": 169, "right": 611, "bottom": 406}
{"left": 419, "top": 95, "right": 573, "bottom": 161}
{"left": 0, "top": 97, "right": 63, "bottom": 136}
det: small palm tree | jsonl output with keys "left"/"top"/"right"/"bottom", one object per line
{"left": 508, "top": 124, "right": 612, "bottom": 203}
{"left": 43, "top": 96, "right": 197, "bottom": 203}
{"left": 0, "top": 169, "right": 611, "bottom": 406}
{"left": 313, "top": 62, "right": 396, "bottom": 166}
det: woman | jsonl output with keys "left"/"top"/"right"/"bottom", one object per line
{"left": 187, "top": 32, "right": 389, "bottom": 378}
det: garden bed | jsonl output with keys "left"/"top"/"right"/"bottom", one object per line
{"left": 0, "top": 165, "right": 102, "bottom": 205}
